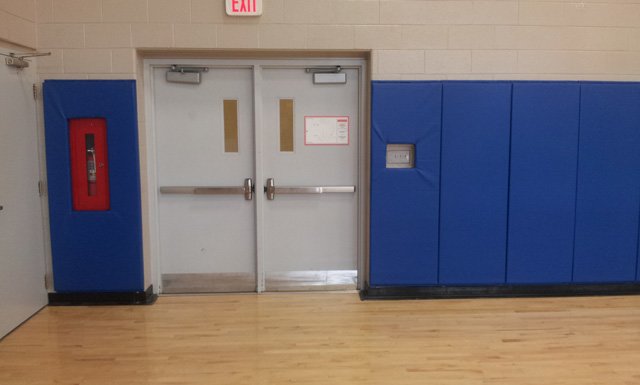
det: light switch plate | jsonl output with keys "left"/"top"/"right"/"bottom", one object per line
{"left": 386, "top": 144, "right": 415, "bottom": 168}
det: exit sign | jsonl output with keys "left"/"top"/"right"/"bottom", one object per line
{"left": 226, "top": 0, "right": 262, "bottom": 16}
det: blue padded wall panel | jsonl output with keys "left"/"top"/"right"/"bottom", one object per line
{"left": 573, "top": 83, "right": 640, "bottom": 283}
{"left": 439, "top": 82, "right": 511, "bottom": 284}
{"left": 370, "top": 82, "right": 442, "bottom": 285}
{"left": 44, "top": 80, "right": 143, "bottom": 292}
{"left": 507, "top": 83, "right": 580, "bottom": 283}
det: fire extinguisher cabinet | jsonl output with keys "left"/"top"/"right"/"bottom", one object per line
{"left": 43, "top": 80, "right": 151, "bottom": 305}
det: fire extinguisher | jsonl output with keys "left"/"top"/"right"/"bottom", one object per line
{"left": 86, "top": 135, "right": 97, "bottom": 196}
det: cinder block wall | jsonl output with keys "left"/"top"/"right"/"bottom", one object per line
{"left": 25, "top": 0, "right": 640, "bottom": 291}
{"left": 32, "top": 0, "right": 640, "bottom": 81}
{"left": 0, "top": 1, "right": 36, "bottom": 48}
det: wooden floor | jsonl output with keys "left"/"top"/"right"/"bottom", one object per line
{"left": 1, "top": 293, "right": 640, "bottom": 385}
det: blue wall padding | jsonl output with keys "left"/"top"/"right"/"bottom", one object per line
{"left": 438, "top": 83, "right": 512, "bottom": 284}
{"left": 370, "top": 82, "right": 442, "bottom": 285}
{"left": 370, "top": 81, "right": 640, "bottom": 287}
{"left": 573, "top": 84, "right": 640, "bottom": 283}
{"left": 44, "top": 80, "right": 143, "bottom": 293}
{"left": 507, "top": 83, "right": 580, "bottom": 283}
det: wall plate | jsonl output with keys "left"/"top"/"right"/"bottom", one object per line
{"left": 386, "top": 144, "right": 415, "bottom": 168}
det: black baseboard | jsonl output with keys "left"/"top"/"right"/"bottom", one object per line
{"left": 48, "top": 285, "right": 157, "bottom": 306}
{"left": 360, "top": 283, "right": 640, "bottom": 300}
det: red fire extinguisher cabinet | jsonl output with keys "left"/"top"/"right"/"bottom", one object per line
{"left": 69, "top": 118, "right": 110, "bottom": 211}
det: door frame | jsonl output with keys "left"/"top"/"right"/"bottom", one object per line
{"left": 143, "top": 56, "right": 369, "bottom": 293}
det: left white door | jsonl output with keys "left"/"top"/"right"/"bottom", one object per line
{"left": 0, "top": 58, "right": 47, "bottom": 338}
{"left": 154, "top": 66, "right": 257, "bottom": 293}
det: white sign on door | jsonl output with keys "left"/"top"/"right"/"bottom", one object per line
{"left": 226, "top": 0, "right": 262, "bottom": 16}
{"left": 304, "top": 116, "right": 350, "bottom": 146}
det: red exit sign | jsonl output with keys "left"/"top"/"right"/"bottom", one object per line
{"left": 226, "top": 0, "right": 262, "bottom": 16}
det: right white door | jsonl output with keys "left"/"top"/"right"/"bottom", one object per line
{"left": 260, "top": 66, "right": 360, "bottom": 290}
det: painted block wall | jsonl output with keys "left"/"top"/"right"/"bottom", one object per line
{"left": 26, "top": 0, "right": 640, "bottom": 290}
{"left": 0, "top": 0, "right": 36, "bottom": 48}
{"left": 371, "top": 81, "right": 640, "bottom": 287}
{"left": 32, "top": 0, "right": 640, "bottom": 81}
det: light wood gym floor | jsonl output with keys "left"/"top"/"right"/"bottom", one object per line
{"left": 1, "top": 293, "right": 639, "bottom": 385}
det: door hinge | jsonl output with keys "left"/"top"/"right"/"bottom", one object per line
{"left": 32, "top": 83, "right": 38, "bottom": 100}
{"left": 44, "top": 274, "right": 52, "bottom": 290}
{"left": 38, "top": 180, "right": 45, "bottom": 197}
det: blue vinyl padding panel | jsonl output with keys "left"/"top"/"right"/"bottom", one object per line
{"left": 370, "top": 81, "right": 640, "bottom": 287}
{"left": 370, "top": 82, "right": 442, "bottom": 285}
{"left": 438, "top": 83, "right": 512, "bottom": 284}
{"left": 507, "top": 83, "right": 580, "bottom": 283}
{"left": 44, "top": 80, "right": 143, "bottom": 292}
{"left": 573, "top": 83, "right": 640, "bottom": 283}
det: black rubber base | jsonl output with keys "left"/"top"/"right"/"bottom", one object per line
{"left": 48, "top": 285, "right": 157, "bottom": 306}
{"left": 360, "top": 283, "right": 640, "bottom": 300}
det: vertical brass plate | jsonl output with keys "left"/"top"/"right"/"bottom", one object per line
{"left": 223, "top": 99, "right": 239, "bottom": 152}
{"left": 280, "top": 99, "right": 294, "bottom": 152}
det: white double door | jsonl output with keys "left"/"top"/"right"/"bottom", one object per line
{"left": 151, "top": 60, "right": 362, "bottom": 293}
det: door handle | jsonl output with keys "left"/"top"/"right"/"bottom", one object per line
{"left": 265, "top": 177, "right": 275, "bottom": 201}
{"left": 243, "top": 177, "right": 253, "bottom": 201}
{"left": 264, "top": 178, "right": 355, "bottom": 200}
{"left": 160, "top": 178, "right": 254, "bottom": 201}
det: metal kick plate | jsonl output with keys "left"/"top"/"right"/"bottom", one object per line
{"left": 386, "top": 144, "right": 415, "bottom": 169}
{"left": 265, "top": 270, "right": 357, "bottom": 291}
{"left": 162, "top": 273, "right": 256, "bottom": 293}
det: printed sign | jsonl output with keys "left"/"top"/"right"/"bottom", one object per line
{"left": 226, "top": 0, "right": 262, "bottom": 16}
{"left": 304, "top": 116, "right": 350, "bottom": 146}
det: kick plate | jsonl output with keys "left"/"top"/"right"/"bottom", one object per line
{"left": 162, "top": 273, "right": 256, "bottom": 293}
{"left": 266, "top": 270, "right": 357, "bottom": 291}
